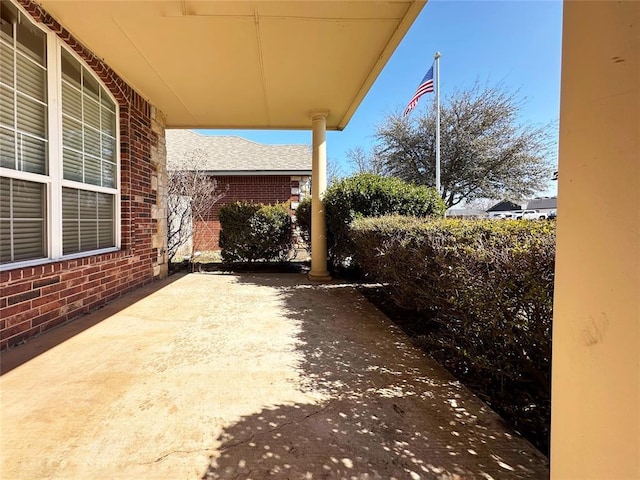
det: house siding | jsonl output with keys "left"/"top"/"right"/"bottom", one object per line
{"left": 193, "top": 175, "right": 306, "bottom": 252}
{"left": 1, "top": 0, "right": 167, "bottom": 350}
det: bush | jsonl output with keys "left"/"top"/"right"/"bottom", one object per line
{"left": 296, "top": 173, "right": 446, "bottom": 267}
{"left": 349, "top": 216, "right": 555, "bottom": 451}
{"left": 295, "top": 196, "right": 312, "bottom": 246}
{"left": 219, "top": 202, "right": 293, "bottom": 262}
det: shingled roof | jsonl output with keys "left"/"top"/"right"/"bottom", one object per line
{"left": 166, "top": 130, "right": 311, "bottom": 174}
{"left": 526, "top": 197, "right": 557, "bottom": 210}
{"left": 487, "top": 200, "right": 524, "bottom": 212}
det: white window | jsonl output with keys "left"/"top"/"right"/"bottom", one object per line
{"left": 0, "top": 0, "right": 119, "bottom": 269}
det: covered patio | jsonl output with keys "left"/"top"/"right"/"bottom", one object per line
{"left": 0, "top": 273, "right": 548, "bottom": 479}
{"left": 32, "top": 0, "right": 429, "bottom": 281}
{"left": 1, "top": 0, "right": 638, "bottom": 476}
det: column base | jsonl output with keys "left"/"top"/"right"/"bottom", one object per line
{"left": 308, "top": 271, "right": 332, "bottom": 282}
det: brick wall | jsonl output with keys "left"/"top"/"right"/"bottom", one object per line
{"left": 0, "top": 0, "right": 167, "bottom": 350}
{"left": 193, "top": 175, "right": 306, "bottom": 252}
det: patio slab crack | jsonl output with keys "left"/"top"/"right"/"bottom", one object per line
{"left": 142, "top": 448, "right": 215, "bottom": 465}
{"left": 141, "top": 399, "right": 337, "bottom": 466}
{"left": 220, "top": 398, "right": 338, "bottom": 453}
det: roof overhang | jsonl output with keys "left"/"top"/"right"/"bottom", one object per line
{"left": 37, "top": 1, "right": 425, "bottom": 130}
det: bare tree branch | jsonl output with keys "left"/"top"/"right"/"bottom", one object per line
{"left": 327, "top": 157, "right": 344, "bottom": 186}
{"left": 166, "top": 151, "right": 225, "bottom": 262}
{"left": 346, "top": 146, "right": 385, "bottom": 175}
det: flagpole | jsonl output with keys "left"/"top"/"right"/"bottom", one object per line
{"left": 434, "top": 51, "right": 441, "bottom": 195}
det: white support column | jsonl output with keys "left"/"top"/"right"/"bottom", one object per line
{"left": 308, "top": 110, "right": 331, "bottom": 281}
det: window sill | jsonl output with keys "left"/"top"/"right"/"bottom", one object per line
{"left": 0, "top": 247, "right": 126, "bottom": 273}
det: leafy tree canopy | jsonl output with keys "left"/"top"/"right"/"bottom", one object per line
{"left": 370, "top": 83, "right": 554, "bottom": 207}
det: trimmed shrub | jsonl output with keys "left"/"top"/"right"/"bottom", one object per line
{"left": 218, "top": 202, "right": 261, "bottom": 261}
{"left": 350, "top": 216, "right": 555, "bottom": 450}
{"left": 219, "top": 202, "right": 293, "bottom": 262}
{"left": 295, "top": 196, "right": 312, "bottom": 246}
{"left": 297, "top": 173, "right": 446, "bottom": 266}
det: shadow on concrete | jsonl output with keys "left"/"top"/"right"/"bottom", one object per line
{"left": 202, "top": 274, "right": 549, "bottom": 479}
{"left": 0, "top": 274, "right": 183, "bottom": 375}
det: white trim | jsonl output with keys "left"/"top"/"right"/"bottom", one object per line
{"left": 3, "top": 126, "right": 48, "bottom": 144}
{"left": 0, "top": 166, "right": 50, "bottom": 183}
{"left": 49, "top": 32, "right": 62, "bottom": 259}
{"left": 114, "top": 96, "right": 121, "bottom": 254}
{"left": 8, "top": 178, "right": 14, "bottom": 259}
{"left": 61, "top": 179, "right": 117, "bottom": 195}
{"left": 202, "top": 170, "right": 313, "bottom": 176}
{"left": 0, "top": 246, "right": 121, "bottom": 272}
{"left": 10, "top": 17, "right": 18, "bottom": 172}
{"left": 60, "top": 246, "right": 121, "bottom": 262}
{"left": 15, "top": 89, "right": 47, "bottom": 108}
{"left": 56, "top": 40, "right": 122, "bottom": 257}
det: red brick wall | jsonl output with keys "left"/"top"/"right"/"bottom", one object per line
{"left": 0, "top": 0, "right": 162, "bottom": 350}
{"left": 193, "top": 175, "right": 302, "bottom": 252}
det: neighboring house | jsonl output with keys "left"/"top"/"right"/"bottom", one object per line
{"left": 487, "top": 200, "right": 526, "bottom": 212}
{"left": 487, "top": 198, "right": 557, "bottom": 219}
{"left": 526, "top": 196, "right": 557, "bottom": 215}
{"left": 166, "top": 130, "right": 312, "bottom": 252}
{"left": 486, "top": 200, "right": 525, "bottom": 215}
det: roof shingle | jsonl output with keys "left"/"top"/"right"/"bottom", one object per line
{"left": 166, "top": 130, "right": 311, "bottom": 173}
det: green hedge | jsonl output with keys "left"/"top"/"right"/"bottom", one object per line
{"left": 296, "top": 173, "right": 446, "bottom": 267}
{"left": 349, "top": 216, "right": 555, "bottom": 448}
{"left": 219, "top": 202, "right": 293, "bottom": 262}
{"left": 295, "top": 196, "right": 312, "bottom": 246}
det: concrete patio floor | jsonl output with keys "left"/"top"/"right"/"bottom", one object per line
{"left": 0, "top": 272, "right": 549, "bottom": 479}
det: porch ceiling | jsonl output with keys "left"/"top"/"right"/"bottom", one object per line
{"left": 38, "top": 1, "right": 425, "bottom": 130}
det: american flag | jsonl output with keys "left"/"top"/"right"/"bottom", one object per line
{"left": 403, "top": 66, "right": 434, "bottom": 116}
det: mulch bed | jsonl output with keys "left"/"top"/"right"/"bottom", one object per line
{"left": 170, "top": 260, "right": 310, "bottom": 275}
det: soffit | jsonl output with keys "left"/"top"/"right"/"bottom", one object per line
{"left": 37, "top": 1, "right": 425, "bottom": 130}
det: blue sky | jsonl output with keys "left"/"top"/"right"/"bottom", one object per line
{"left": 197, "top": 0, "right": 563, "bottom": 195}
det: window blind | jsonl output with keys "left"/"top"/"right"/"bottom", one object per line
{"left": 62, "top": 187, "right": 114, "bottom": 255}
{"left": 0, "top": 177, "right": 45, "bottom": 262}
{"left": 0, "top": 3, "right": 47, "bottom": 262}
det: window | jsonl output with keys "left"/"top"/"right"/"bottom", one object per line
{"left": 0, "top": 0, "right": 119, "bottom": 268}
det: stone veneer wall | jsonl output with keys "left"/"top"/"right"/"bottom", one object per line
{"left": 0, "top": 0, "right": 168, "bottom": 350}
{"left": 150, "top": 108, "right": 168, "bottom": 278}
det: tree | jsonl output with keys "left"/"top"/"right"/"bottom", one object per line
{"left": 464, "top": 198, "right": 500, "bottom": 211}
{"left": 166, "top": 152, "right": 225, "bottom": 262}
{"left": 373, "top": 83, "right": 554, "bottom": 207}
{"left": 346, "top": 146, "right": 384, "bottom": 175}
{"left": 326, "top": 157, "right": 344, "bottom": 186}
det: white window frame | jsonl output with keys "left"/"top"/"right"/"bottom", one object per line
{"left": 0, "top": 1, "right": 121, "bottom": 271}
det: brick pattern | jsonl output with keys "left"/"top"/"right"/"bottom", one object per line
{"left": 1, "top": 0, "right": 166, "bottom": 350}
{"left": 1, "top": 253, "right": 144, "bottom": 349}
{"left": 193, "top": 175, "right": 302, "bottom": 252}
